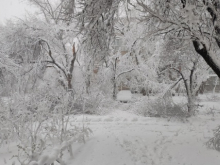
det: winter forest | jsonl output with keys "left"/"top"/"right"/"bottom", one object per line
{"left": 2, "top": 0, "right": 220, "bottom": 164}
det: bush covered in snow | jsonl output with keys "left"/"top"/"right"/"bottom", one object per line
{"left": 205, "top": 94, "right": 220, "bottom": 102}
{"left": 206, "top": 125, "right": 220, "bottom": 152}
{"left": 135, "top": 96, "right": 189, "bottom": 120}
{"left": 71, "top": 92, "right": 112, "bottom": 115}
{"left": 0, "top": 88, "right": 92, "bottom": 165}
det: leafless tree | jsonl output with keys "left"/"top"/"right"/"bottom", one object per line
{"left": 160, "top": 40, "right": 209, "bottom": 113}
{"left": 135, "top": 0, "right": 220, "bottom": 78}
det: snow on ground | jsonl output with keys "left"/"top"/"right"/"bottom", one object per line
{"left": 68, "top": 111, "right": 220, "bottom": 165}
{"left": 1, "top": 94, "right": 220, "bottom": 165}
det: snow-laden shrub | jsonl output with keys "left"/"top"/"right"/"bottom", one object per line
{"left": 206, "top": 126, "right": 220, "bottom": 152}
{"left": 84, "top": 93, "right": 104, "bottom": 114}
{"left": 72, "top": 92, "right": 116, "bottom": 115}
{"left": 1, "top": 88, "right": 92, "bottom": 164}
{"left": 205, "top": 94, "right": 220, "bottom": 102}
{"left": 71, "top": 93, "right": 103, "bottom": 114}
{"left": 97, "top": 97, "right": 119, "bottom": 115}
{"left": 0, "top": 99, "right": 13, "bottom": 146}
{"left": 135, "top": 96, "right": 188, "bottom": 119}
{"left": 0, "top": 123, "right": 13, "bottom": 146}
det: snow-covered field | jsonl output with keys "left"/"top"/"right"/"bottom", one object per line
{"left": 1, "top": 94, "right": 220, "bottom": 165}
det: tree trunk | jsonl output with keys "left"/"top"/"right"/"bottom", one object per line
{"left": 193, "top": 41, "right": 220, "bottom": 78}
{"left": 112, "top": 57, "right": 118, "bottom": 100}
{"left": 67, "top": 74, "right": 72, "bottom": 90}
{"left": 85, "top": 73, "right": 91, "bottom": 94}
{"left": 187, "top": 92, "right": 195, "bottom": 115}
{"left": 113, "top": 77, "right": 117, "bottom": 100}
{"left": 184, "top": 80, "right": 195, "bottom": 115}
{"left": 213, "top": 77, "right": 218, "bottom": 94}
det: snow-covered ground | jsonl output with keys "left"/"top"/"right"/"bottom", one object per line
{"left": 1, "top": 94, "right": 220, "bottom": 165}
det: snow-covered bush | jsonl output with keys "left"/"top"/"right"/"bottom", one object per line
{"left": 0, "top": 98, "right": 13, "bottom": 146}
{"left": 206, "top": 125, "right": 220, "bottom": 152}
{"left": 205, "top": 94, "right": 220, "bottom": 102}
{"left": 135, "top": 96, "right": 188, "bottom": 119}
{"left": 84, "top": 93, "right": 104, "bottom": 114}
{"left": 0, "top": 88, "right": 92, "bottom": 165}
{"left": 72, "top": 92, "right": 116, "bottom": 115}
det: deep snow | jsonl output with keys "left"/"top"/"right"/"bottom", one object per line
{"left": 1, "top": 94, "right": 220, "bottom": 165}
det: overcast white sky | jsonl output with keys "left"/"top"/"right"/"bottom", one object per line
{"left": 0, "top": 0, "right": 32, "bottom": 25}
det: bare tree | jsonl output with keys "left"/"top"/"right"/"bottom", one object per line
{"left": 28, "top": 0, "right": 75, "bottom": 24}
{"left": 11, "top": 0, "right": 80, "bottom": 91}
{"left": 135, "top": 0, "right": 220, "bottom": 78}
{"left": 160, "top": 40, "right": 209, "bottom": 113}
{"left": 1, "top": 17, "right": 78, "bottom": 91}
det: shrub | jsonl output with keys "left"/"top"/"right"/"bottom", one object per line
{"left": 206, "top": 94, "right": 220, "bottom": 102}
{"left": 135, "top": 97, "right": 189, "bottom": 120}
{"left": 84, "top": 93, "right": 104, "bottom": 114}
{"left": 0, "top": 88, "right": 92, "bottom": 164}
{"left": 72, "top": 92, "right": 115, "bottom": 115}
{"left": 206, "top": 125, "right": 220, "bottom": 152}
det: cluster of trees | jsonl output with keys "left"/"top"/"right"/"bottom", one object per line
{"left": 1, "top": 0, "right": 219, "bottom": 111}
{"left": 0, "top": 1, "right": 219, "bottom": 116}
{"left": 0, "top": 0, "right": 220, "bottom": 163}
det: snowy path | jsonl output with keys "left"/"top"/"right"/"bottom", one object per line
{"left": 1, "top": 107, "right": 220, "bottom": 165}
{"left": 66, "top": 109, "right": 220, "bottom": 165}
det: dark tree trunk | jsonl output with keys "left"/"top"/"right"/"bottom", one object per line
{"left": 113, "top": 77, "right": 117, "bottom": 100}
{"left": 193, "top": 40, "right": 220, "bottom": 78}
{"left": 67, "top": 74, "right": 72, "bottom": 90}
{"left": 112, "top": 57, "right": 118, "bottom": 100}
{"left": 187, "top": 94, "right": 195, "bottom": 114}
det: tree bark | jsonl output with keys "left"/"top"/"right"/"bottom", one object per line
{"left": 67, "top": 74, "right": 72, "bottom": 90}
{"left": 113, "top": 77, "right": 117, "bottom": 100}
{"left": 187, "top": 94, "right": 195, "bottom": 114}
{"left": 193, "top": 40, "right": 220, "bottom": 78}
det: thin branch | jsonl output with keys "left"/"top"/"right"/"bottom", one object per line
{"left": 39, "top": 38, "right": 68, "bottom": 79}
{"left": 116, "top": 68, "right": 135, "bottom": 79}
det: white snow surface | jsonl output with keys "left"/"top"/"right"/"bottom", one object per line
{"left": 1, "top": 94, "right": 220, "bottom": 165}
